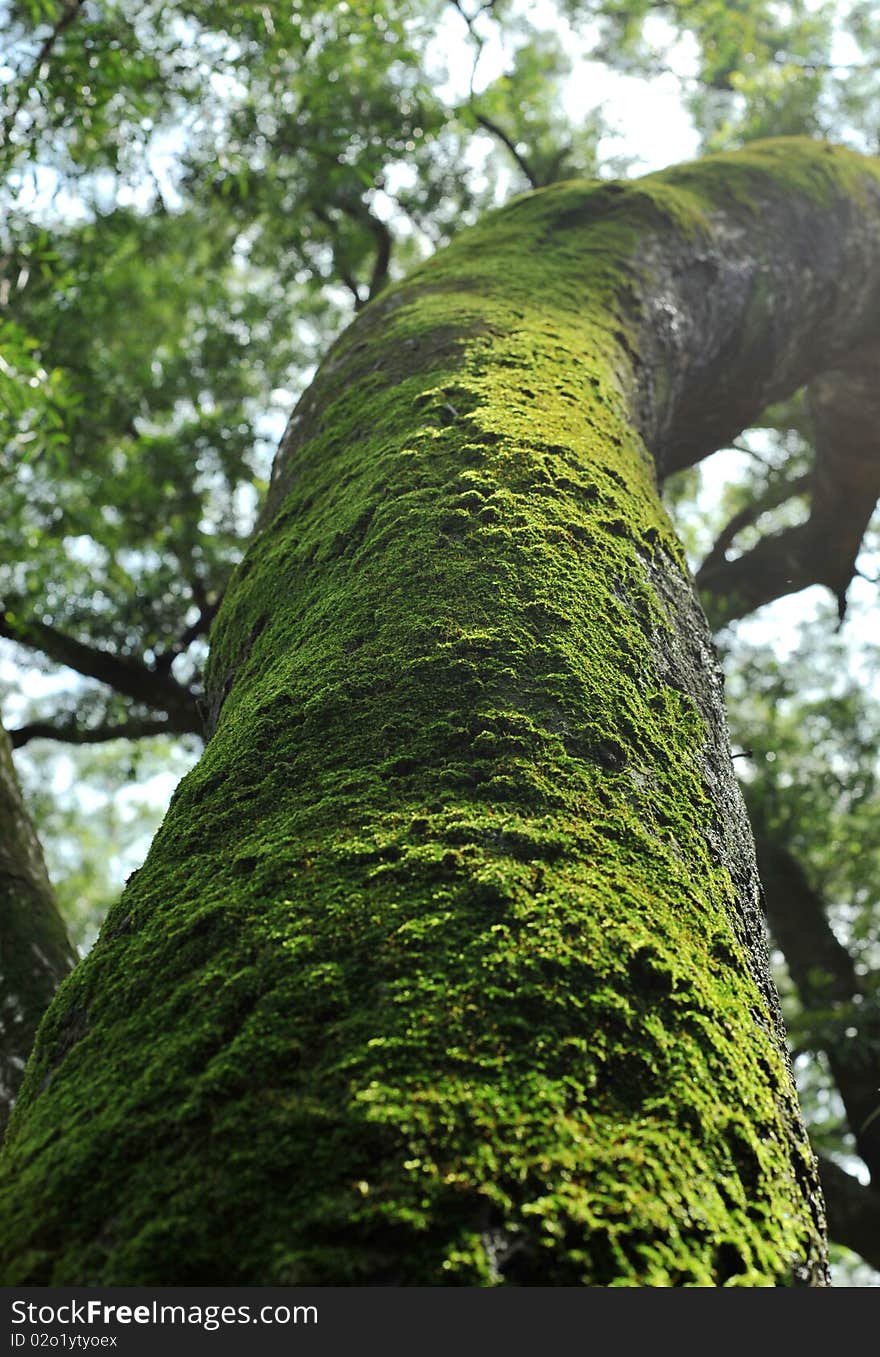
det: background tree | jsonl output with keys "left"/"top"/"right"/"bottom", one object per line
{"left": 1, "top": 0, "right": 880, "bottom": 1281}
{"left": 0, "top": 718, "right": 74, "bottom": 1133}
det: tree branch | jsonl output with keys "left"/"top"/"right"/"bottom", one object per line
{"left": 807, "top": 348, "right": 880, "bottom": 607}
{"left": 697, "top": 520, "right": 818, "bottom": 624}
{"left": 472, "top": 111, "right": 540, "bottom": 189}
{"left": 697, "top": 472, "right": 810, "bottom": 577}
{"left": 696, "top": 345, "right": 880, "bottom": 625}
{"left": 449, "top": 0, "right": 542, "bottom": 189}
{"left": 9, "top": 712, "right": 202, "bottom": 748}
{"left": 754, "top": 833, "right": 861, "bottom": 1005}
{"left": 0, "top": 607, "right": 201, "bottom": 729}
{"left": 817, "top": 1157, "right": 880, "bottom": 1272}
{"left": 152, "top": 598, "right": 219, "bottom": 675}
{"left": 335, "top": 198, "right": 394, "bottom": 305}
{"left": 311, "top": 203, "right": 364, "bottom": 308}
{"left": 449, "top": 0, "right": 489, "bottom": 101}
{"left": 729, "top": 439, "right": 776, "bottom": 469}
{"left": 364, "top": 209, "right": 392, "bottom": 303}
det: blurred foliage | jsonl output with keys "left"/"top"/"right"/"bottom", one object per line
{"left": 726, "top": 614, "right": 880, "bottom": 927}
{"left": 460, "top": 26, "right": 613, "bottom": 186}
{"left": 13, "top": 733, "right": 201, "bottom": 951}
{"left": 1, "top": 0, "right": 880, "bottom": 1283}
{"left": 564, "top": 0, "right": 878, "bottom": 150}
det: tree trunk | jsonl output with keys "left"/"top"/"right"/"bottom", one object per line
{"left": 2, "top": 138, "right": 879, "bottom": 1286}
{"left": 0, "top": 726, "right": 75, "bottom": 1136}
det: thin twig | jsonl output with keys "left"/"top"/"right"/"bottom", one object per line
{"left": 472, "top": 111, "right": 539, "bottom": 189}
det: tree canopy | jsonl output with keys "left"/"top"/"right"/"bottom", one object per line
{"left": 2, "top": 0, "right": 880, "bottom": 1284}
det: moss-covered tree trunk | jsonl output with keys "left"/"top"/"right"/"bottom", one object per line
{"left": 0, "top": 726, "right": 75, "bottom": 1136}
{"left": 2, "top": 139, "right": 880, "bottom": 1286}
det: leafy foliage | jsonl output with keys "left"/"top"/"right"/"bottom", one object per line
{"left": 14, "top": 734, "right": 200, "bottom": 950}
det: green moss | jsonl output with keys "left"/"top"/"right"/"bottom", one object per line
{"left": 0, "top": 140, "right": 855, "bottom": 1285}
{"left": 655, "top": 137, "right": 880, "bottom": 213}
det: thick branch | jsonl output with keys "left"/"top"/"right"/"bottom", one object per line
{"left": 272, "top": 142, "right": 880, "bottom": 541}
{"left": 635, "top": 151, "right": 880, "bottom": 624}
{"left": 755, "top": 835, "right": 860, "bottom": 1004}
{"left": 0, "top": 609, "right": 201, "bottom": 730}
{"left": 696, "top": 347, "right": 880, "bottom": 623}
{"left": 817, "top": 1157, "right": 880, "bottom": 1271}
{"left": 807, "top": 348, "right": 880, "bottom": 608}
{"left": 643, "top": 150, "right": 880, "bottom": 475}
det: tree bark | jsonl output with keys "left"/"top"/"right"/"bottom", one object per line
{"left": 2, "top": 138, "right": 880, "bottom": 1286}
{"left": 0, "top": 726, "right": 76, "bottom": 1137}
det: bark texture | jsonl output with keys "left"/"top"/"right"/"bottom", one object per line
{"left": 0, "top": 727, "right": 75, "bottom": 1135}
{"left": 2, "top": 139, "right": 879, "bottom": 1286}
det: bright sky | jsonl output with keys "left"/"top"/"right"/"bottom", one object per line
{"left": 436, "top": 0, "right": 701, "bottom": 172}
